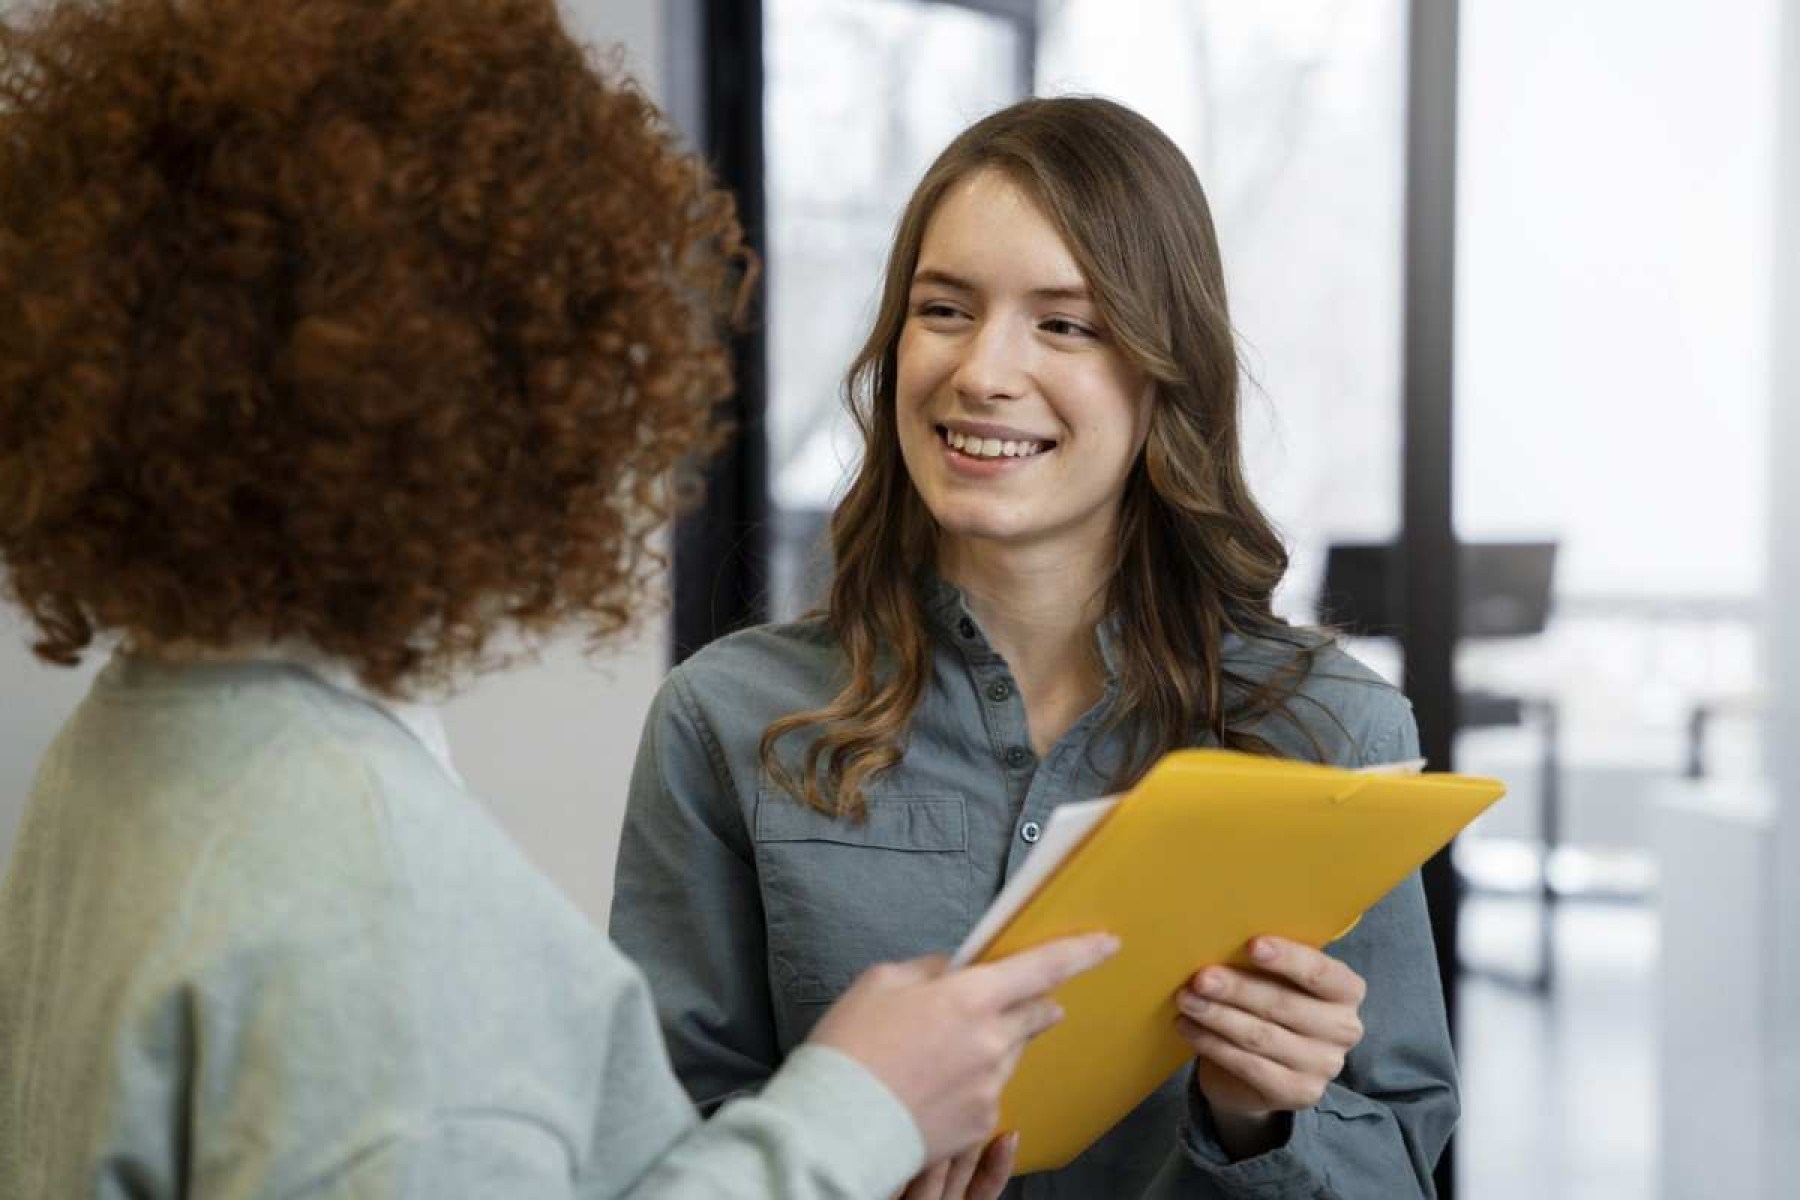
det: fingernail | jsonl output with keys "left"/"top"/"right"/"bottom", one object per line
{"left": 1201, "top": 971, "right": 1226, "bottom": 996}
{"left": 1180, "top": 992, "right": 1209, "bottom": 1016}
{"left": 1251, "top": 938, "right": 1278, "bottom": 964}
{"left": 1006, "top": 1131, "right": 1022, "bottom": 1152}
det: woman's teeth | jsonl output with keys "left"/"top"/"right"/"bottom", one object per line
{"left": 942, "top": 428, "right": 1050, "bottom": 459}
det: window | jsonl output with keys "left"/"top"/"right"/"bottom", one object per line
{"left": 764, "top": 0, "right": 1033, "bottom": 616}
{"left": 763, "top": 0, "right": 1409, "bottom": 629}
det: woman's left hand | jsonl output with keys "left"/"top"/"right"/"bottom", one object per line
{"left": 891, "top": 1133, "right": 1017, "bottom": 1200}
{"left": 1174, "top": 936, "right": 1367, "bottom": 1136}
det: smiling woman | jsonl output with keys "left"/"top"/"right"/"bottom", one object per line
{"left": 761, "top": 97, "right": 1297, "bottom": 819}
{"left": 612, "top": 96, "right": 1460, "bottom": 1199}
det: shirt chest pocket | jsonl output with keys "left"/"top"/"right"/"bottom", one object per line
{"left": 753, "top": 791, "right": 973, "bottom": 1006}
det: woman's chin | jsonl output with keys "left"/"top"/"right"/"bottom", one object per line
{"left": 931, "top": 513, "right": 1040, "bottom": 548}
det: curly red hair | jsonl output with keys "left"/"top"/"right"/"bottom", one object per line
{"left": 0, "top": 0, "right": 748, "bottom": 693}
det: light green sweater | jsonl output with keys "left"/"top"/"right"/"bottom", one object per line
{"left": 0, "top": 655, "right": 923, "bottom": 1198}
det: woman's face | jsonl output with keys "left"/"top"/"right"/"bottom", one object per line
{"left": 896, "top": 169, "right": 1152, "bottom": 565}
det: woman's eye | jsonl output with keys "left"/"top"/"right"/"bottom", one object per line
{"left": 1042, "top": 318, "right": 1097, "bottom": 339}
{"left": 916, "top": 302, "right": 965, "bottom": 320}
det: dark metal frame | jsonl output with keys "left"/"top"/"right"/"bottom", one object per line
{"left": 671, "top": 0, "right": 1038, "bottom": 656}
{"left": 1400, "top": 1, "right": 1463, "bottom": 1195}
{"left": 935, "top": 0, "right": 1038, "bottom": 91}
{"left": 667, "top": 0, "right": 773, "bottom": 663}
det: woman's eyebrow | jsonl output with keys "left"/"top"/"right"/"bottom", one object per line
{"left": 911, "top": 267, "right": 1090, "bottom": 302}
{"left": 911, "top": 267, "right": 977, "bottom": 292}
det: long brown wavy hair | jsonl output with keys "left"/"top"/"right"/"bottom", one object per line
{"left": 0, "top": 0, "right": 749, "bottom": 695}
{"left": 761, "top": 96, "right": 1326, "bottom": 818}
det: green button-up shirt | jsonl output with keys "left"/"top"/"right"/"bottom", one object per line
{"left": 0, "top": 656, "right": 926, "bottom": 1198}
{"left": 611, "top": 580, "right": 1459, "bottom": 1198}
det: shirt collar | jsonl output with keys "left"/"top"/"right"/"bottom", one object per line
{"left": 244, "top": 644, "right": 464, "bottom": 787}
{"left": 920, "top": 570, "right": 1123, "bottom": 684}
{"left": 921, "top": 569, "right": 1269, "bottom": 683}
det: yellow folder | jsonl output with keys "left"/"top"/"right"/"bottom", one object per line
{"left": 955, "top": 748, "right": 1505, "bottom": 1173}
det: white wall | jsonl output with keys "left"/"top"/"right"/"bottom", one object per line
{"left": 0, "top": 0, "right": 671, "bottom": 929}
{"left": 1764, "top": 0, "right": 1800, "bottom": 1180}
{"left": 1457, "top": 0, "right": 1776, "bottom": 599}
{"left": 448, "top": 0, "right": 669, "bottom": 928}
{"left": 442, "top": 627, "right": 665, "bottom": 927}
{"left": 0, "top": 619, "right": 105, "bottom": 869}
{"left": 562, "top": 0, "right": 663, "bottom": 92}
{"left": 1657, "top": 1, "right": 1798, "bottom": 1193}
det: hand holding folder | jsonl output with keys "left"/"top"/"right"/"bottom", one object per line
{"left": 950, "top": 748, "right": 1505, "bottom": 1173}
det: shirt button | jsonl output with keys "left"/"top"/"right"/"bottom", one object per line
{"left": 1020, "top": 820, "right": 1042, "bottom": 844}
{"left": 986, "top": 680, "right": 1013, "bottom": 703}
{"left": 958, "top": 617, "right": 977, "bottom": 639}
{"left": 1004, "top": 745, "right": 1032, "bottom": 769}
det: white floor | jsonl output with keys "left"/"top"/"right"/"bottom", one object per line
{"left": 1457, "top": 895, "right": 1657, "bottom": 1200}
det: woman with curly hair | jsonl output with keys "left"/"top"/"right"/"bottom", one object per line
{"left": 612, "top": 97, "right": 1459, "bottom": 1198}
{"left": 0, "top": 1, "right": 1118, "bottom": 1196}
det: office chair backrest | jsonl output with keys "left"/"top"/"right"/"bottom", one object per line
{"left": 1317, "top": 541, "right": 1558, "bottom": 639}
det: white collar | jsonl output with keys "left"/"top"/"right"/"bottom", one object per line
{"left": 246, "top": 644, "right": 464, "bottom": 787}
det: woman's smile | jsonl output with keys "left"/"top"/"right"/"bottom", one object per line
{"left": 934, "top": 421, "right": 1058, "bottom": 478}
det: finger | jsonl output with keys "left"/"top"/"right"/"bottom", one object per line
{"left": 1003, "top": 995, "right": 1065, "bottom": 1045}
{"left": 968, "top": 933, "right": 1120, "bottom": 1007}
{"left": 1180, "top": 1019, "right": 1330, "bottom": 1110}
{"left": 997, "top": 1033, "right": 1029, "bottom": 1084}
{"left": 1244, "top": 937, "right": 1366, "bottom": 1005}
{"left": 940, "top": 1143, "right": 982, "bottom": 1199}
{"left": 1183, "top": 967, "right": 1364, "bottom": 1046}
{"left": 968, "top": 1133, "right": 1019, "bottom": 1200}
{"left": 903, "top": 1160, "right": 949, "bottom": 1200}
{"left": 1175, "top": 993, "right": 1347, "bottom": 1079}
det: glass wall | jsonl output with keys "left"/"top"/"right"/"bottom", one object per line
{"left": 756, "top": 5, "right": 1783, "bottom": 1193}
{"left": 1451, "top": 2, "right": 1778, "bottom": 1196}
{"left": 764, "top": 0, "right": 1029, "bottom": 614}
{"left": 1037, "top": 0, "right": 1408, "bottom": 659}
{"left": 763, "top": 0, "right": 1407, "bottom": 632}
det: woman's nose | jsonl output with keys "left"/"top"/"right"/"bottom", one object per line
{"left": 951, "top": 318, "right": 1029, "bottom": 403}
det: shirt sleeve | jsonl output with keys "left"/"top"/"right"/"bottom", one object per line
{"left": 1141, "top": 696, "right": 1461, "bottom": 1198}
{"left": 621, "top": 1045, "right": 925, "bottom": 1200}
{"left": 97, "top": 727, "right": 921, "bottom": 1200}
{"left": 609, "top": 669, "right": 784, "bottom": 1113}
{"left": 582, "top": 937, "right": 924, "bottom": 1199}
{"left": 177, "top": 953, "right": 923, "bottom": 1200}
{"left": 266, "top": 1116, "right": 578, "bottom": 1199}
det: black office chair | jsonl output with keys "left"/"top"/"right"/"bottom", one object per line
{"left": 1317, "top": 540, "right": 1561, "bottom": 992}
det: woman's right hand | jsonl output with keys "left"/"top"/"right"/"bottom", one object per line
{"left": 807, "top": 933, "right": 1119, "bottom": 1163}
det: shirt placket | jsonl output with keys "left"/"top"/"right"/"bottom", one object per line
{"left": 945, "top": 609, "right": 1117, "bottom": 882}
{"left": 948, "top": 613, "right": 1040, "bottom": 850}
{"left": 931, "top": 592, "right": 1127, "bottom": 1200}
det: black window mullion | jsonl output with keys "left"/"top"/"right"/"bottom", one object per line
{"left": 1400, "top": 0, "right": 1463, "bottom": 1196}
{"left": 670, "top": 0, "right": 772, "bottom": 665}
